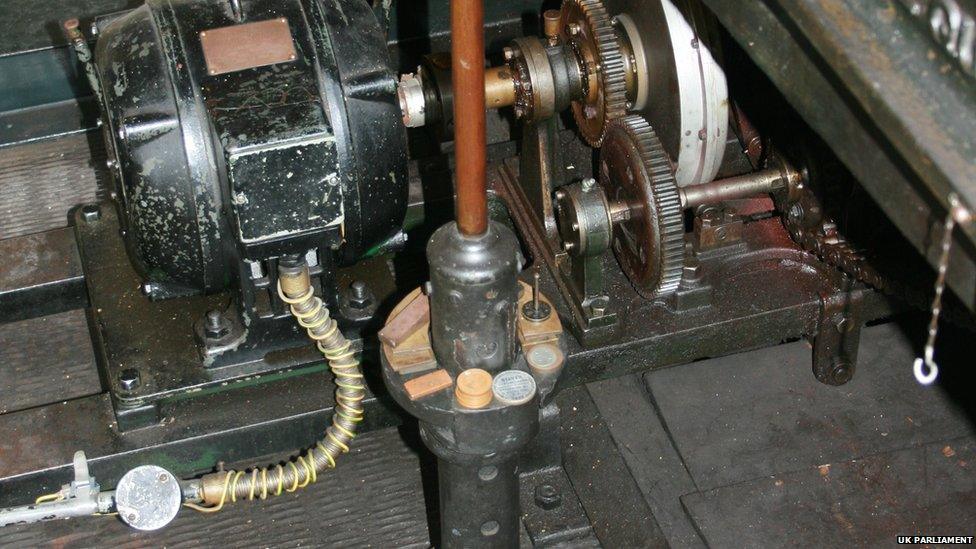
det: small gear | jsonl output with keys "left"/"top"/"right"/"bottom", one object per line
{"left": 600, "top": 115, "right": 684, "bottom": 298}
{"left": 559, "top": 0, "right": 628, "bottom": 147}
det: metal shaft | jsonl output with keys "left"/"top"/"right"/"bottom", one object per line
{"left": 452, "top": 0, "right": 488, "bottom": 236}
{"left": 437, "top": 455, "right": 520, "bottom": 547}
{"left": 0, "top": 497, "right": 100, "bottom": 527}
{"left": 485, "top": 65, "right": 517, "bottom": 109}
{"left": 678, "top": 166, "right": 798, "bottom": 209}
{"left": 421, "top": 422, "right": 525, "bottom": 548}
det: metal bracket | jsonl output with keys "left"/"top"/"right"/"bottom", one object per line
{"left": 508, "top": 119, "right": 618, "bottom": 344}
{"left": 518, "top": 404, "right": 596, "bottom": 545}
{"left": 520, "top": 119, "right": 563, "bottom": 241}
{"left": 693, "top": 205, "right": 744, "bottom": 253}
{"left": 555, "top": 179, "right": 615, "bottom": 318}
{"left": 0, "top": 451, "right": 110, "bottom": 527}
{"left": 811, "top": 286, "right": 864, "bottom": 385}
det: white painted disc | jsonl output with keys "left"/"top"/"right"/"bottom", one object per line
{"left": 659, "top": 0, "right": 728, "bottom": 187}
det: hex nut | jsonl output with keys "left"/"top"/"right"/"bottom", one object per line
{"left": 119, "top": 368, "right": 141, "bottom": 391}
{"left": 81, "top": 204, "right": 101, "bottom": 222}
{"left": 534, "top": 484, "right": 562, "bottom": 510}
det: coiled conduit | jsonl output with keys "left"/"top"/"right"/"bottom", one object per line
{"left": 186, "top": 257, "right": 364, "bottom": 511}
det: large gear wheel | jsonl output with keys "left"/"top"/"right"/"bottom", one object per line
{"left": 600, "top": 115, "right": 684, "bottom": 298}
{"left": 559, "top": 0, "right": 628, "bottom": 147}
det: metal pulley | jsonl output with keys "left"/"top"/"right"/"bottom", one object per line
{"left": 610, "top": 0, "right": 729, "bottom": 186}
{"left": 396, "top": 0, "right": 730, "bottom": 189}
{"left": 526, "top": 0, "right": 730, "bottom": 181}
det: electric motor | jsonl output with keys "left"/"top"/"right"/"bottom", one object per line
{"left": 95, "top": 0, "right": 408, "bottom": 296}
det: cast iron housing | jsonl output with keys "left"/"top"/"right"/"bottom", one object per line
{"left": 94, "top": 0, "right": 408, "bottom": 297}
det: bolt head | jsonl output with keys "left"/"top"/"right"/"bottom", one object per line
{"left": 204, "top": 310, "right": 230, "bottom": 338}
{"left": 345, "top": 280, "right": 375, "bottom": 313}
{"left": 534, "top": 484, "right": 562, "bottom": 510}
{"left": 81, "top": 204, "right": 101, "bottom": 222}
{"left": 834, "top": 317, "right": 848, "bottom": 332}
{"left": 700, "top": 207, "right": 720, "bottom": 224}
{"left": 351, "top": 280, "right": 368, "bottom": 299}
{"left": 503, "top": 46, "right": 515, "bottom": 61}
{"left": 476, "top": 341, "right": 499, "bottom": 358}
{"left": 831, "top": 363, "right": 853, "bottom": 385}
{"left": 119, "top": 368, "right": 141, "bottom": 391}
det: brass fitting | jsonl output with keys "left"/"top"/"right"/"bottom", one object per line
{"left": 485, "top": 65, "right": 517, "bottom": 109}
{"left": 278, "top": 267, "right": 310, "bottom": 298}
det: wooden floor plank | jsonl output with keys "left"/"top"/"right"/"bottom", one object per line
{"left": 0, "top": 310, "right": 101, "bottom": 413}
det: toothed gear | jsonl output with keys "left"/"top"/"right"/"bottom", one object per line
{"left": 559, "top": 0, "right": 628, "bottom": 147}
{"left": 600, "top": 115, "right": 684, "bottom": 298}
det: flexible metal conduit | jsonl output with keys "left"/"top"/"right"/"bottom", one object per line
{"left": 189, "top": 256, "right": 364, "bottom": 510}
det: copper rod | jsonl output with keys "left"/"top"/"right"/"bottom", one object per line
{"left": 452, "top": 0, "right": 488, "bottom": 236}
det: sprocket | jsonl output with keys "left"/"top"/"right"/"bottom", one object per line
{"left": 558, "top": 0, "right": 628, "bottom": 147}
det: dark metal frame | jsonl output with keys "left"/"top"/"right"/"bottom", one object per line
{"left": 701, "top": 0, "right": 976, "bottom": 310}
{"left": 0, "top": 1, "right": 943, "bottom": 543}
{"left": 0, "top": 159, "right": 895, "bottom": 508}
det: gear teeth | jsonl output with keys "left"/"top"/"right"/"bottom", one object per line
{"left": 609, "top": 115, "right": 685, "bottom": 297}
{"left": 567, "top": 0, "right": 628, "bottom": 147}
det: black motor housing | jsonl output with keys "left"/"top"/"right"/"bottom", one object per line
{"left": 95, "top": 0, "right": 408, "bottom": 297}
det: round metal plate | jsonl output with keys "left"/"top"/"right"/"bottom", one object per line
{"left": 492, "top": 370, "right": 537, "bottom": 406}
{"left": 526, "top": 344, "right": 564, "bottom": 373}
{"left": 116, "top": 465, "right": 182, "bottom": 531}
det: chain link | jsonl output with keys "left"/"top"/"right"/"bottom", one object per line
{"left": 779, "top": 186, "right": 971, "bottom": 324}
{"left": 781, "top": 186, "right": 894, "bottom": 293}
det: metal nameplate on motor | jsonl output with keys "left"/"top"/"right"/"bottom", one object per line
{"left": 200, "top": 18, "right": 297, "bottom": 76}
